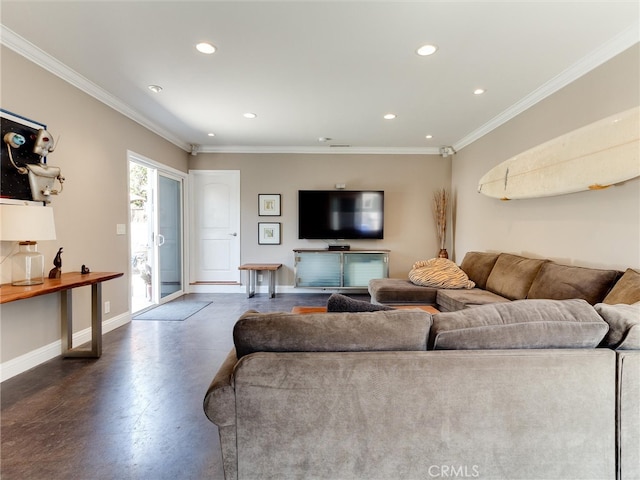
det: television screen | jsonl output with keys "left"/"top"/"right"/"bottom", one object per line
{"left": 298, "top": 190, "right": 384, "bottom": 239}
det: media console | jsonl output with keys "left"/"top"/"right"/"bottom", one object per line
{"left": 293, "top": 249, "right": 389, "bottom": 290}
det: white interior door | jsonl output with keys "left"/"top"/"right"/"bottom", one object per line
{"left": 190, "top": 170, "right": 240, "bottom": 283}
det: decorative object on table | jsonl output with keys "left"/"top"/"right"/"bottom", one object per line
{"left": 258, "top": 194, "right": 281, "bottom": 216}
{"left": 0, "top": 204, "right": 56, "bottom": 285}
{"left": 258, "top": 222, "right": 281, "bottom": 245}
{"left": 477, "top": 106, "right": 640, "bottom": 200}
{"left": 48, "top": 247, "right": 63, "bottom": 279}
{"left": 1, "top": 109, "right": 65, "bottom": 204}
{"left": 81, "top": 264, "right": 91, "bottom": 274}
{"left": 432, "top": 188, "right": 449, "bottom": 259}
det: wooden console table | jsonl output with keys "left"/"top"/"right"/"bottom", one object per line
{"left": 0, "top": 271, "right": 124, "bottom": 358}
{"left": 238, "top": 263, "right": 282, "bottom": 298}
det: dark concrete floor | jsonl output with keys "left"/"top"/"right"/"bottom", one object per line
{"left": 1, "top": 292, "right": 346, "bottom": 480}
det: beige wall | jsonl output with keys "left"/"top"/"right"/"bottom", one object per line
{"left": 188, "top": 153, "right": 451, "bottom": 282}
{"left": 0, "top": 47, "right": 188, "bottom": 366}
{"left": 1, "top": 40, "right": 638, "bottom": 376}
{"left": 452, "top": 44, "right": 640, "bottom": 271}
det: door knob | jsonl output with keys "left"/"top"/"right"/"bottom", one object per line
{"left": 229, "top": 232, "right": 238, "bottom": 236}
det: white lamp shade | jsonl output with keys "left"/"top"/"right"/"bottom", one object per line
{"left": 0, "top": 205, "right": 57, "bottom": 241}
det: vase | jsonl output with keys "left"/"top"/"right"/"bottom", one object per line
{"left": 438, "top": 248, "right": 448, "bottom": 259}
{"left": 11, "top": 241, "right": 45, "bottom": 285}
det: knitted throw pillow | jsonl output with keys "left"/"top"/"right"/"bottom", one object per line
{"left": 409, "top": 258, "right": 476, "bottom": 289}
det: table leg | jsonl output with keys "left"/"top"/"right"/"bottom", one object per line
{"left": 60, "top": 289, "right": 72, "bottom": 356}
{"left": 91, "top": 283, "right": 103, "bottom": 357}
{"left": 268, "top": 270, "right": 275, "bottom": 298}
{"left": 246, "top": 270, "right": 256, "bottom": 298}
{"left": 61, "top": 283, "right": 102, "bottom": 358}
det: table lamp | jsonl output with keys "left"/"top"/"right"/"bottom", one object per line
{"left": 0, "top": 205, "right": 57, "bottom": 285}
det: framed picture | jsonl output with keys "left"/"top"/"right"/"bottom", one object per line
{"left": 258, "top": 194, "right": 281, "bottom": 216}
{"left": 1, "top": 109, "right": 48, "bottom": 201}
{"left": 258, "top": 222, "right": 281, "bottom": 245}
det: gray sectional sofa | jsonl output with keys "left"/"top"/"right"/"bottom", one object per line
{"left": 369, "top": 251, "right": 638, "bottom": 311}
{"left": 204, "top": 296, "right": 640, "bottom": 480}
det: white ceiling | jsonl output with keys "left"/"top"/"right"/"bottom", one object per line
{"left": 1, "top": 1, "right": 638, "bottom": 154}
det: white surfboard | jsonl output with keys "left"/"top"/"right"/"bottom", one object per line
{"left": 477, "top": 106, "right": 640, "bottom": 200}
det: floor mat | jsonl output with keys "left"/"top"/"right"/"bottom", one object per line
{"left": 133, "top": 301, "right": 211, "bottom": 321}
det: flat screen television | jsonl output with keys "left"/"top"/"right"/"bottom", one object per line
{"left": 298, "top": 190, "right": 384, "bottom": 239}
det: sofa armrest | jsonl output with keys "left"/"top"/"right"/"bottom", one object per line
{"left": 203, "top": 348, "right": 238, "bottom": 426}
{"left": 617, "top": 350, "right": 640, "bottom": 480}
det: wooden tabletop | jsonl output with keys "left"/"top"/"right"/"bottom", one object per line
{"left": 0, "top": 272, "right": 124, "bottom": 304}
{"left": 238, "top": 263, "right": 282, "bottom": 271}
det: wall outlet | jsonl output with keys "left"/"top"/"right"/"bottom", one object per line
{"left": 104, "top": 301, "right": 110, "bottom": 314}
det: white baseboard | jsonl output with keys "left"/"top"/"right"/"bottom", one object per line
{"left": 188, "top": 283, "right": 246, "bottom": 294}
{"left": 187, "top": 284, "right": 368, "bottom": 295}
{"left": 0, "top": 311, "right": 131, "bottom": 383}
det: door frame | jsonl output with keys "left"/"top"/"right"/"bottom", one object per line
{"left": 127, "top": 150, "right": 189, "bottom": 310}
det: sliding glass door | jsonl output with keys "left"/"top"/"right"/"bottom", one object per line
{"left": 157, "top": 173, "right": 182, "bottom": 300}
{"left": 129, "top": 153, "right": 185, "bottom": 313}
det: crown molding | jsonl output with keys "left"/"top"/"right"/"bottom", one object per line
{"left": 197, "top": 145, "right": 441, "bottom": 155}
{"left": 0, "top": 25, "right": 190, "bottom": 152}
{"left": 454, "top": 21, "right": 640, "bottom": 151}
{"left": 3, "top": 21, "right": 637, "bottom": 156}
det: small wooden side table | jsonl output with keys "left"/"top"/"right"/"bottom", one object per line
{"left": 238, "top": 263, "right": 282, "bottom": 298}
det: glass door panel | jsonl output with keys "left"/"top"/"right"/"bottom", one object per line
{"left": 343, "top": 253, "right": 387, "bottom": 287}
{"left": 158, "top": 174, "right": 183, "bottom": 300}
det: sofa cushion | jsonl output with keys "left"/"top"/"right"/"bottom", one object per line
{"left": 436, "top": 288, "right": 510, "bottom": 312}
{"left": 485, "top": 253, "right": 548, "bottom": 300}
{"left": 527, "top": 262, "right": 620, "bottom": 304}
{"left": 368, "top": 278, "right": 438, "bottom": 305}
{"left": 408, "top": 258, "right": 475, "bottom": 289}
{"left": 327, "top": 293, "right": 394, "bottom": 312}
{"left": 459, "top": 251, "right": 500, "bottom": 290}
{"left": 233, "top": 309, "right": 432, "bottom": 358}
{"left": 596, "top": 302, "right": 640, "bottom": 350}
{"left": 428, "top": 299, "right": 608, "bottom": 350}
{"left": 603, "top": 268, "right": 640, "bottom": 305}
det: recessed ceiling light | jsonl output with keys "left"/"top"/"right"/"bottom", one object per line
{"left": 473, "top": 88, "right": 486, "bottom": 95}
{"left": 196, "top": 42, "right": 216, "bottom": 54}
{"left": 416, "top": 44, "right": 438, "bottom": 56}
{"left": 425, "top": 135, "right": 433, "bottom": 139}
{"left": 208, "top": 133, "right": 215, "bottom": 137}
{"left": 243, "top": 112, "right": 257, "bottom": 119}
{"left": 384, "top": 113, "right": 397, "bottom": 120}
{"left": 148, "top": 85, "right": 163, "bottom": 93}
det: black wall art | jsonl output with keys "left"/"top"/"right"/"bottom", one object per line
{"left": 1, "top": 109, "right": 48, "bottom": 202}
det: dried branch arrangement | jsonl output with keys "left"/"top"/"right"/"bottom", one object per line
{"left": 433, "top": 188, "right": 449, "bottom": 250}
